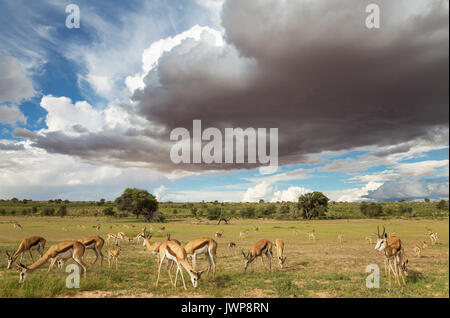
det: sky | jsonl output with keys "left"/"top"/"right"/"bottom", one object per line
{"left": 0, "top": 0, "right": 448, "bottom": 202}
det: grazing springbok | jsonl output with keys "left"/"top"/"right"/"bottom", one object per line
{"left": 239, "top": 231, "right": 248, "bottom": 238}
{"left": 12, "top": 222, "right": 23, "bottom": 230}
{"left": 18, "top": 240, "right": 87, "bottom": 283}
{"left": 6, "top": 236, "right": 46, "bottom": 269}
{"left": 275, "top": 239, "right": 286, "bottom": 269}
{"left": 57, "top": 235, "right": 105, "bottom": 269}
{"left": 184, "top": 237, "right": 217, "bottom": 278}
{"left": 155, "top": 241, "right": 205, "bottom": 290}
{"left": 167, "top": 233, "right": 181, "bottom": 245}
{"left": 228, "top": 242, "right": 236, "bottom": 249}
{"left": 374, "top": 226, "right": 406, "bottom": 287}
{"left": 242, "top": 239, "right": 273, "bottom": 272}
{"left": 365, "top": 236, "right": 373, "bottom": 244}
{"left": 413, "top": 241, "right": 427, "bottom": 258}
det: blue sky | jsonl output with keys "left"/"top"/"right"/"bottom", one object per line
{"left": 0, "top": 0, "right": 448, "bottom": 202}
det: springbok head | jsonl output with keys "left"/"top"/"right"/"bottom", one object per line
{"left": 374, "top": 226, "right": 387, "bottom": 251}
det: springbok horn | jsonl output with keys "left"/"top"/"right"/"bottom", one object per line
{"left": 377, "top": 225, "right": 380, "bottom": 237}
{"left": 382, "top": 226, "right": 386, "bottom": 237}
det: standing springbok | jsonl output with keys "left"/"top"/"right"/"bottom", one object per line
{"left": 427, "top": 229, "right": 439, "bottom": 245}
{"left": 18, "top": 240, "right": 87, "bottom": 283}
{"left": 275, "top": 239, "right": 286, "bottom": 269}
{"left": 374, "top": 226, "right": 406, "bottom": 287}
{"left": 215, "top": 230, "right": 224, "bottom": 240}
{"left": 6, "top": 236, "right": 46, "bottom": 269}
{"left": 184, "top": 237, "right": 217, "bottom": 278}
{"left": 308, "top": 229, "right": 316, "bottom": 242}
{"left": 106, "top": 233, "right": 119, "bottom": 245}
{"left": 107, "top": 243, "right": 121, "bottom": 269}
{"left": 79, "top": 236, "right": 105, "bottom": 266}
{"left": 242, "top": 239, "right": 273, "bottom": 272}
{"left": 338, "top": 233, "right": 344, "bottom": 248}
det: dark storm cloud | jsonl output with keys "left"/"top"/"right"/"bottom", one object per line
{"left": 14, "top": 0, "right": 449, "bottom": 173}
{"left": 130, "top": 0, "right": 448, "bottom": 170}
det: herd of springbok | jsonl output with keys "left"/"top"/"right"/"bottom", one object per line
{"left": 3, "top": 224, "right": 441, "bottom": 289}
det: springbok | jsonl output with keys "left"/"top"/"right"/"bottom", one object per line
{"left": 215, "top": 230, "right": 224, "bottom": 239}
{"left": 275, "top": 239, "right": 286, "bottom": 269}
{"left": 6, "top": 236, "right": 46, "bottom": 269}
{"left": 18, "top": 240, "right": 87, "bottom": 283}
{"left": 374, "top": 226, "right": 406, "bottom": 287}
{"left": 12, "top": 222, "right": 23, "bottom": 230}
{"left": 242, "top": 239, "right": 273, "bottom": 272}
{"left": 413, "top": 241, "right": 427, "bottom": 258}
{"left": 308, "top": 229, "right": 316, "bottom": 242}
{"left": 155, "top": 241, "right": 205, "bottom": 290}
{"left": 184, "top": 237, "right": 217, "bottom": 278}
{"left": 107, "top": 244, "right": 121, "bottom": 269}
{"left": 338, "top": 233, "right": 344, "bottom": 248}
{"left": 427, "top": 229, "right": 439, "bottom": 245}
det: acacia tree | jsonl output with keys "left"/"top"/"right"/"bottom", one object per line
{"left": 115, "top": 188, "right": 158, "bottom": 221}
{"left": 298, "top": 192, "right": 329, "bottom": 219}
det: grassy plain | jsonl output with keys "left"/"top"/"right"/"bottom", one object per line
{"left": 0, "top": 216, "right": 448, "bottom": 298}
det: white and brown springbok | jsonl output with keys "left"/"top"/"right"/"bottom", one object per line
{"left": 427, "top": 229, "right": 439, "bottom": 245}
{"left": 155, "top": 241, "right": 205, "bottom": 290}
{"left": 275, "top": 238, "right": 286, "bottom": 269}
{"left": 18, "top": 240, "right": 87, "bottom": 283}
{"left": 374, "top": 226, "right": 406, "bottom": 287}
{"left": 242, "top": 239, "right": 273, "bottom": 272}
{"left": 106, "top": 233, "right": 119, "bottom": 245}
{"left": 184, "top": 237, "right": 217, "bottom": 278}
{"left": 6, "top": 236, "right": 46, "bottom": 269}
{"left": 107, "top": 243, "right": 121, "bottom": 269}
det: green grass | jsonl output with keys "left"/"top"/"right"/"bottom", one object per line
{"left": 0, "top": 216, "right": 448, "bottom": 298}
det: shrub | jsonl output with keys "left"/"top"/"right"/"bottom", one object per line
{"left": 103, "top": 207, "right": 115, "bottom": 217}
{"left": 360, "top": 202, "right": 383, "bottom": 218}
{"left": 241, "top": 206, "right": 256, "bottom": 218}
{"left": 207, "top": 206, "right": 221, "bottom": 220}
{"left": 58, "top": 206, "right": 67, "bottom": 217}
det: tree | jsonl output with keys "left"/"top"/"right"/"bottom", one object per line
{"left": 115, "top": 188, "right": 159, "bottom": 221}
{"left": 424, "top": 198, "right": 430, "bottom": 203}
{"left": 437, "top": 200, "right": 448, "bottom": 210}
{"left": 103, "top": 206, "right": 115, "bottom": 217}
{"left": 58, "top": 205, "right": 67, "bottom": 217}
{"left": 97, "top": 198, "right": 106, "bottom": 206}
{"left": 298, "top": 192, "right": 330, "bottom": 219}
{"left": 190, "top": 207, "right": 198, "bottom": 217}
